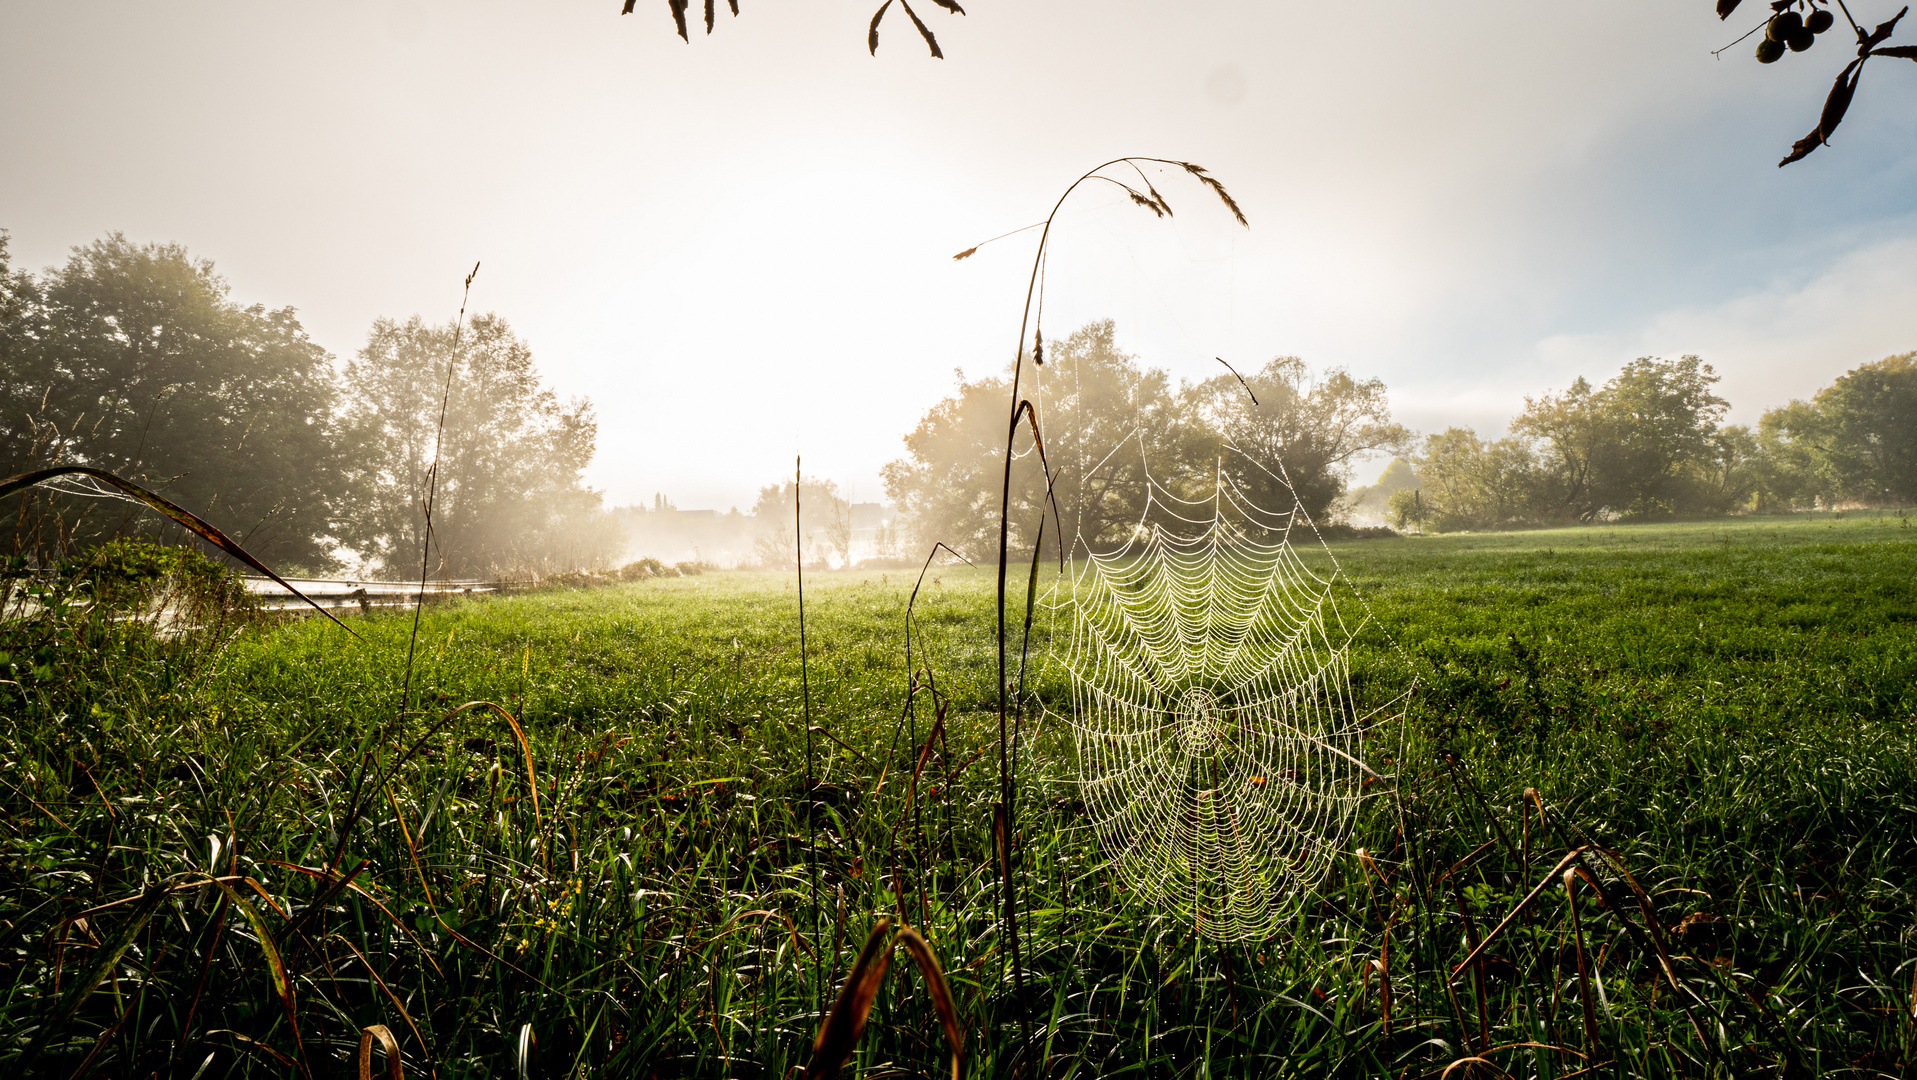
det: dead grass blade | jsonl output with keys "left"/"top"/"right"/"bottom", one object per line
{"left": 807, "top": 917, "right": 895, "bottom": 1080}
{"left": 0, "top": 465, "right": 356, "bottom": 634}
{"left": 1438, "top": 1057, "right": 1513, "bottom": 1080}
{"left": 1451, "top": 849, "right": 1585, "bottom": 977}
{"left": 358, "top": 1023, "right": 404, "bottom": 1080}
{"left": 341, "top": 941, "right": 430, "bottom": 1076}
{"left": 450, "top": 700, "right": 542, "bottom": 835}
{"left": 894, "top": 925, "right": 965, "bottom": 1080}
{"left": 707, "top": 908, "right": 818, "bottom": 962}
{"left": 214, "top": 878, "right": 308, "bottom": 1078}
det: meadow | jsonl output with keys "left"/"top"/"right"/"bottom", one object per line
{"left": 4, "top": 512, "right": 1916, "bottom": 1078}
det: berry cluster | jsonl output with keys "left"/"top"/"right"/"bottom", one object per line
{"left": 1756, "top": 3, "right": 1838, "bottom": 62}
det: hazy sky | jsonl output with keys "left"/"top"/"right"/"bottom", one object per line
{"left": 4, "top": 1, "right": 1914, "bottom": 510}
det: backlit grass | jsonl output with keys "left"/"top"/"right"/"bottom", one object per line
{"left": 3, "top": 513, "right": 1914, "bottom": 1077}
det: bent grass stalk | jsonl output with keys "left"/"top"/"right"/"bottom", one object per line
{"left": 978, "top": 156, "right": 1249, "bottom": 1062}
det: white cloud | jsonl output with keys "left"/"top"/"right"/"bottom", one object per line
{"left": 1535, "top": 230, "right": 1917, "bottom": 424}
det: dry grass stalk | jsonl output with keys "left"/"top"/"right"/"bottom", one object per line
{"left": 0, "top": 465, "right": 352, "bottom": 632}
{"left": 893, "top": 925, "right": 965, "bottom": 1080}
{"left": 358, "top": 1024, "right": 403, "bottom": 1080}
{"left": 807, "top": 918, "right": 895, "bottom": 1080}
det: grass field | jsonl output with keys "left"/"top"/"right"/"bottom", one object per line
{"left": 4, "top": 513, "right": 1916, "bottom": 1078}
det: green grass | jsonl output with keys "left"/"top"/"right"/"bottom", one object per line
{"left": 3, "top": 513, "right": 1915, "bottom": 1077}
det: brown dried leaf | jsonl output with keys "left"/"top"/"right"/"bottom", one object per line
{"left": 806, "top": 918, "right": 895, "bottom": 1079}
{"left": 1874, "top": 44, "right": 1917, "bottom": 58}
{"left": 899, "top": 0, "right": 944, "bottom": 58}
{"left": 1779, "top": 57, "right": 1863, "bottom": 166}
{"left": 704, "top": 0, "right": 714, "bottom": 34}
{"left": 1863, "top": 5, "right": 1908, "bottom": 48}
{"left": 951, "top": 246, "right": 978, "bottom": 261}
{"left": 868, "top": 0, "right": 892, "bottom": 55}
{"left": 894, "top": 926, "right": 965, "bottom": 1080}
{"left": 928, "top": 0, "right": 966, "bottom": 12}
{"left": 357, "top": 1025, "right": 402, "bottom": 1080}
{"left": 620, "top": 0, "right": 637, "bottom": 14}
{"left": 1716, "top": 0, "right": 1742, "bottom": 17}
{"left": 669, "top": 0, "right": 689, "bottom": 40}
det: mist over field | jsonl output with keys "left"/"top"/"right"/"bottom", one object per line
{"left": 5, "top": 4, "right": 1917, "bottom": 1079}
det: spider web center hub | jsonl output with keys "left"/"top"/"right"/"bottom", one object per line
{"left": 1174, "top": 687, "right": 1228, "bottom": 756}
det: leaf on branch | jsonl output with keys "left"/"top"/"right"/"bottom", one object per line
{"left": 1769, "top": 0, "right": 1793, "bottom": 11}
{"left": 1716, "top": 0, "right": 1742, "bottom": 18}
{"left": 705, "top": 0, "right": 715, "bottom": 35}
{"left": 728, "top": 0, "right": 739, "bottom": 14}
{"left": 1779, "top": 57, "right": 1864, "bottom": 166}
{"left": 1874, "top": 44, "right": 1917, "bottom": 57}
{"left": 928, "top": 0, "right": 966, "bottom": 12}
{"left": 1179, "top": 161, "right": 1249, "bottom": 227}
{"left": 869, "top": 0, "right": 893, "bottom": 55}
{"left": 668, "top": 0, "right": 690, "bottom": 41}
{"left": 899, "top": 0, "right": 945, "bottom": 58}
{"left": 1863, "top": 5, "right": 1908, "bottom": 48}
{"left": 951, "top": 246, "right": 979, "bottom": 261}
{"left": 620, "top": 0, "right": 637, "bottom": 14}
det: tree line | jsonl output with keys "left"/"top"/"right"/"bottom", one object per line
{"left": 1386, "top": 350, "right": 1917, "bottom": 532}
{"left": 882, "top": 319, "right": 1917, "bottom": 553}
{"left": 0, "top": 231, "right": 619, "bottom": 577}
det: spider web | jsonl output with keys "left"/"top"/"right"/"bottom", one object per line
{"left": 1053, "top": 458, "right": 1388, "bottom": 941}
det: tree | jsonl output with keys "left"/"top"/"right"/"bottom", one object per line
{"left": 1185, "top": 356, "right": 1412, "bottom": 525}
{"left": 1514, "top": 356, "right": 1730, "bottom": 520}
{"left": 1, "top": 233, "right": 346, "bottom": 568}
{"left": 338, "top": 313, "right": 619, "bottom": 577}
{"left": 883, "top": 320, "right": 1205, "bottom": 559}
{"left": 883, "top": 320, "right": 1407, "bottom": 556}
{"left": 749, "top": 475, "right": 849, "bottom": 568}
{"left": 1758, "top": 351, "right": 1917, "bottom": 504}
{"left": 1409, "top": 428, "right": 1541, "bottom": 531}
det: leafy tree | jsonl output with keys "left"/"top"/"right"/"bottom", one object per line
{"left": 1409, "top": 428, "right": 1540, "bottom": 531}
{"left": 1343, "top": 456, "right": 1423, "bottom": 522}
{"left": 749, "top": 475, "right": 851, "bottom": 568}
{"left": 338, "top": 313, "right": 618, "bottom": 577}
{"left": 0, "top": 233, "right": 345, "bottom": 568}
{"left": 1184, "top": 356, "right": 1412, "bottom": 525}
{"left": 883, "top": 321, "right": 1204, "bottom": 559}
{"left": 1758, "top": 352, "right": 1917, "bottom": 504}
{"left": 883, "top": 320, "right": 1405, "bottom": 556}
{"left": 1514, "top": 355, "right": 1730, "bottom": 520}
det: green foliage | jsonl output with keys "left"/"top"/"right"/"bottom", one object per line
{"left": 0, "top": 233, "right": 347, "bottom": 568}
{"left": 0, "top": 230, "right": 617, "bottom": 577}
{"left": 338, "top": 314, "right": 621, "bottom": 578}
{"left": 883, "top": 320, "right": 1408, "bottom": 556}
{"left": 1760, "top": 351, "right": 1917, "bottom": 506}
{"left": 3, "top": 517, "right": 1915, "bottom": 1076}
{"left": 1406, "top": 355, "right": 1769, "bottom": 530}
